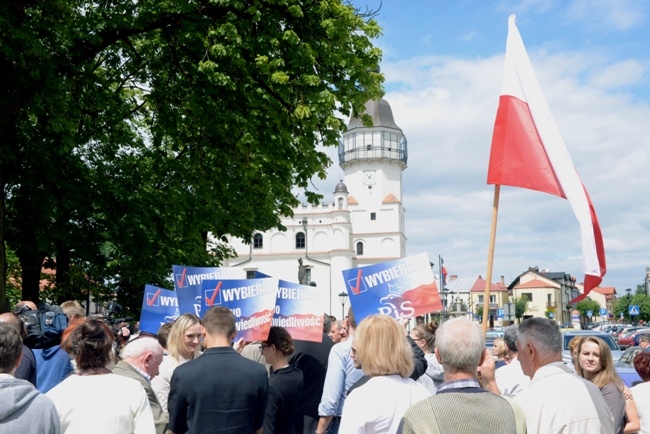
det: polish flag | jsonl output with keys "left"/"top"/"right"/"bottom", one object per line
{"left": 487, "top": 15, "right": 605, "bottom": 302}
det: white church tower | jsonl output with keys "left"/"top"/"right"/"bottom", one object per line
{"left": 339, "top": 98, "right": 408, "bottom": 264}
{"left": 222, "top": 98, "right": 408, "bottom": 316}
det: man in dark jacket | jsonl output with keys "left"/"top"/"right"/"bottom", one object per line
{"left": 290, "top": 314, "right": 334, "bottom": 433}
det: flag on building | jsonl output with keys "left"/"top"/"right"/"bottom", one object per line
{"left": 487, "top": 15, "right": 606, "bottom": 302}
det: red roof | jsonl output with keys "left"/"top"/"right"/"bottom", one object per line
{"left": 592, "top": 286, "right": 616, "bottom": 295}
{"left": 470, "top": 275, "right": 507, "bottom": 292}
{"left": 514, "top": 278, "right": 557, "bottom": 289}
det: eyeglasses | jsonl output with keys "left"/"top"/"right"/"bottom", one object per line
{"left": 259, "top": 344, "right": 269, "bottom": 353}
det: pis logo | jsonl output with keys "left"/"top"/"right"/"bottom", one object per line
{"left": 377, "top": 293, "right": 415, "bottom": 319}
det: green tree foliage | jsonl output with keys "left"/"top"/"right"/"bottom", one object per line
{"left": 614, "top": 290, "right": 650, "bottom": 323}
{"left": 0, "top": 0, "right": 383, "bottom": 312}
{"left": 514, "top": 296, "right": 529, "bottom": 320}
{"left": 574, "top": 298, "right": 601, "bottom": 320}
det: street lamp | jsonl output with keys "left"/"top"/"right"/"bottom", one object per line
{"left": 338, "top": 292, "right": 348, "bottom": 320}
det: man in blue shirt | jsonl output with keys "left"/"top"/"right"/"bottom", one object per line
{"left": 316, "top": 308, "right": 363, "bottom": 434}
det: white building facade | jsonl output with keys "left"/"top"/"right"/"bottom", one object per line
{"left": 223, "top": 98, "right": 408, "bottom": 316}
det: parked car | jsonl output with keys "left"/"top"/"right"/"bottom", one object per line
{"left": 617, "top": 326, "right": 650, "bottom": 349}
{"left": 561, "top": 330, "right": 622, "bottom": 366}
{"left": 615, "top": 346, "right": 644, "bottom": 387}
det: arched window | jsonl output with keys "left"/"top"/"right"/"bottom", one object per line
{"left": 296, "top": 232, "right": 306, "bottom": 249}
{"left": 338, "top": 197, "right": 343, "bottom": 209}
{"left": 253, "top": 233, "right": 263, "bottom": 249}
{"left": 356, "top": 242, "right": 364, "bottom": 256}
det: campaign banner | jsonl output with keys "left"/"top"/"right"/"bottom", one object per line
{"left": 273, "top": 280, "right": 324, "bottom": 343}
{"left": 172, "top": 265, "right": 246, "bottom": 316}
{"left": 201, "top": 278, "right": 278, "bottom": 341}
{"left": 341, "top": 253, "right": 441, "bottom": 323}
{"left": 139, "top": 285, "right": 180, "bottom": 334}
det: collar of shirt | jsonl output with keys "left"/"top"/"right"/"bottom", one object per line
{"left": 437, "top": 378, "right": 481, "bottom": 392}
{"left": 129, "top": 363, "right": 151, "bottom": 382}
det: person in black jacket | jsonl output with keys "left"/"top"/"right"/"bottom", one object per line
{"left": 290, "top": 314, "right": 334, "bottom": 434}
{"left": 261, "top": 326, "right": 304, "bottom": 434}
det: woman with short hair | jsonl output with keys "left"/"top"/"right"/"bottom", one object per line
{"left": 577, "top": 336, "right": 639, "bottom": 434}
{"left": 339, "top": 314, "right": 431, "bottom": 434}
{"left": 260, "top": 326, "right": 303, "bottom": 434}
{"left": 46, "top": 319, "right": 155, "bottom": 433}
{"left": 151, "top": 313, "right": 201, "bottom": 413}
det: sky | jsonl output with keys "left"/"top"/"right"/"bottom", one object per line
{"left": 315, "top": 0, "right": 650, "bottom": 294}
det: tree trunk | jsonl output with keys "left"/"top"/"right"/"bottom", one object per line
{"left": 18, "top": 247, "right": 45, "bottom": 305}
{"left": 0, "top": 173, "right": 8, "bottom": 313}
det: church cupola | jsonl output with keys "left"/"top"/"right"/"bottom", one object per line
{"left": 338, "top": 98, "right": 408, "bottom": 169}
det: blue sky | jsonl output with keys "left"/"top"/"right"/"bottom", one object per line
{"left": 316, "top": 0, "right": 650, "bottom": 296}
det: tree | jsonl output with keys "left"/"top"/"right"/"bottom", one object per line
{"left": 514, "top": 296, "right": 529, "bottom": 321}
{"left": 614, "top": 292, "right": 650, "bottom": 323}
{"left": 0, "top": 0, "right": 383, "bottom": 311}
{"left": 574, "top": 298, "right": 601, "bottom": 321}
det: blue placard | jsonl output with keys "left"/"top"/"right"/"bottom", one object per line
{"left": 172, "top": 265, "right": 246, "bottom": 316}
{"left": 201, "top": 278, "right": 278, "bottom": 341}
{"left": 629, "top": 305, "right": 640, "bottom": 316}
{"left": 273, "top": 280, "right": 324, "bottom": 343}
{"left": 341, "top": 253, "right": 441, "bottom": 323}
{"left": 497, "top": 308, "right": 504, "bottom": 318}
{"left": 139, "top": 285, "right": 179, "bottom": 334}
{"left": 587, "top": 310, "right": 593, "bottom": 317}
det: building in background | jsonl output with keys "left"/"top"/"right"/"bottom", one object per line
{"left": 223, "top": 98, "right": 408, "bottom": 316}
{"left": 509, "top": 267, "right": 580, "bottom": 324}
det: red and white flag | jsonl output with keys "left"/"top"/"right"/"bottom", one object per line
{"left": 487, "top": 15, "right": 606, "bottom": 302}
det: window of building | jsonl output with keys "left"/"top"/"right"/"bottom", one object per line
{"left": 246, "top": 270, "right": 256, "bottom": 279}
{"left": 522, "top": 292, "right": 533, "bottom": 302}
{"left": 253, "top": 233, "right": 263, "bottom": 249}
{"left": 490, "top": 295, "right": 496, "bottom": 303}
{"left": 478, "top": 295, "right": 484, "bottom": 303}
{"left": 338, "top": 197, "right": 343, "bottom": 209}
{"left": 370, "top": 212, "right": 376, "bottom": 221}
{"left": 296, "top": 232, "right": 305, "bottom": 249}
{"left": 356, "top": 242, "right": 364, "bottom": 256}
{"left": 547, "top": 293, "right": 552, "bottom": 304}
{"left": 305, "top": 269, "right": 311, "bottom": 284}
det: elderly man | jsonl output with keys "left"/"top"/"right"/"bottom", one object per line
{"left": 398, "top": 317, "right": 526, "bottom": 434}
{"left": 0, "top": 323, "right": 61, "bottom": 433}
{"left": 515, "top": 317, "right": 614, "bottom": 433}
{"left": 495, "top": 325, "right": 530, "bottom": 398}
{"left": 112, "top": 336, "right": 167, "bottom": 434}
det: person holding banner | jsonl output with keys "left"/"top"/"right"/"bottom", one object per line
{"left": 338, "top": 314, "right": 430, "bottom": 434}
{"left": 151, "top": 314, "right": 201, "bottom": 414}
{"left": 260, "top": 326, "right": 304, "bottom": 434}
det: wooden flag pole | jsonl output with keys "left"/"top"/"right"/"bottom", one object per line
{"left": 482, "top": 184, "right": 501, "bottom": 335}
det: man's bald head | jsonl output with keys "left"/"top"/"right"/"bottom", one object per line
{"left": 0, "top": 312, "right": 26, "bottom": 339}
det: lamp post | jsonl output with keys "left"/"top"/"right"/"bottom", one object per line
{"left": 626, "top": 288, "right": 635, "bottom": 327}
{"left": 338, "top": 292, "right": 348, "bottom": 320}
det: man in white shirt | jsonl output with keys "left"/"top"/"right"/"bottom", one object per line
{"left": 515, "top": 318, "right": 614, "bottom": 434}
{"left": 495, "top": 325, "right": 530, "bottom": 398}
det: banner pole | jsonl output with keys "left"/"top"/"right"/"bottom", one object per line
{"left": 482, "top": 185, "right": 500, "bottom": 335}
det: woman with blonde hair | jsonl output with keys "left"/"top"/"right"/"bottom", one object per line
{"left": 151, "top": 313, "right": 202, "bottom": 413}
{"left": 577, "top": 336, "right": 640, "bottom": 433}
{"left": 492, "top": 337, "right": 508, "bottom": 368}
{"left": 339, "top": 314, "right": 430, "bottom": 433}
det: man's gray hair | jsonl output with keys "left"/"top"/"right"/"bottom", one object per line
{"left": 503, "top": 325, "right": 518, "bottom": 352}
{"left": 436, "top": 317, "right": 485, "bottom": 374}
{"left": 517, "top": 317, "right": 561, "bottom": 354}
{"left": 120, "top": 336, "right": 163, "bottom": 360}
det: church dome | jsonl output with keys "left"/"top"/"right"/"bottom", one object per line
{"left": 334, "top": 181, "right": 348, "bottom": 194}
{"left": 347, "top": 98, "right": 401, "bottom": 131}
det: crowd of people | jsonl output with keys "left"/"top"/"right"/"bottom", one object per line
{"left": 2, "top": 299, "right": 650, "bottom": 434}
